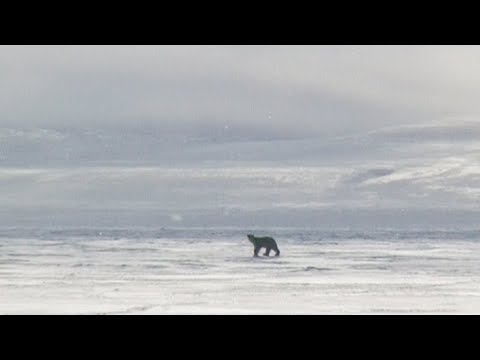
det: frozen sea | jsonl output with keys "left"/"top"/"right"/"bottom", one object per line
{"left": 1, "top": 227, "right": 480, "bottom": 314}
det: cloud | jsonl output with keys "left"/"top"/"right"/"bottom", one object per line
{"left": 2, "top": 148, "right": 480, "bottom": 213}
{"left": 2, "top": 45, "right": 480, "bottom": 138}
{"left": 2, "top": 46, "right": 480, "bottom": 226}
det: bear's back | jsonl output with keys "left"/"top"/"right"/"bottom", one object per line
{"left": 254, "top": 236, "right": 277, "bottom": 247}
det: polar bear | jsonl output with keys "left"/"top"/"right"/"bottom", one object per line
{"left": 247, "top": 234, "right": 280, "bottom": 257}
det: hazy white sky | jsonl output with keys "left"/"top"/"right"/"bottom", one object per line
{"left": 2, "top": 45, "right": 480, "bottom": 225}
{"left": 2, "top": 45, "right": 480, "bottom": 138}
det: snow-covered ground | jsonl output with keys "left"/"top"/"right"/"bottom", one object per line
{"left": 1, "top": 228, "right": 480, "bottom": 314}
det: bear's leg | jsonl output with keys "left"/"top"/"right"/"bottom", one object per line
{"left": 264, "top": 248, "right": 271, "bottom": 256}
{"left": 274, "top": 247, "right": 280, "bottom": 256}
{"left": 254, "top": 246, "right": 260, "bottom": 257}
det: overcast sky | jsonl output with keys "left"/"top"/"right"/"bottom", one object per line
{"left": 2, "top": 45, "right": 480, "bottom": 138}
{"left": 2, "top": 45, "right": 480, "bottom": 226}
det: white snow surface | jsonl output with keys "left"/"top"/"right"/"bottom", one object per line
{"left": 1, "top": 228, "right": 480, "bottom": 314}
